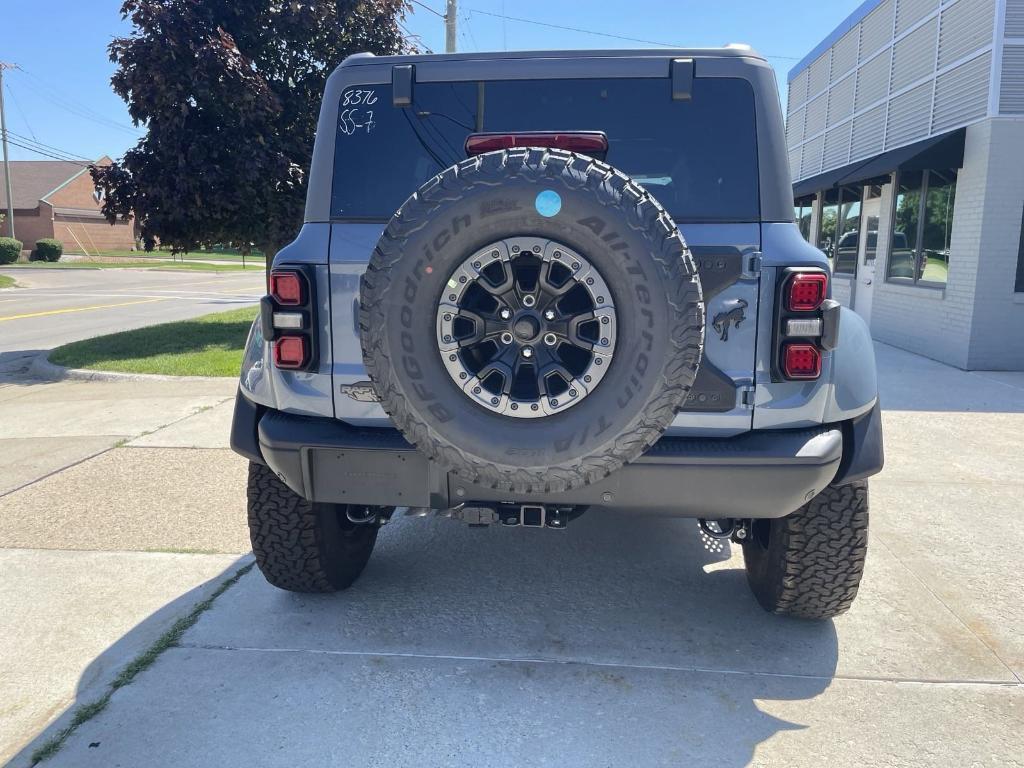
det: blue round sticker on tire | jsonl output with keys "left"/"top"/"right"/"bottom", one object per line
{"left": 535, "top": 189, "right": 562, "bottom": 217}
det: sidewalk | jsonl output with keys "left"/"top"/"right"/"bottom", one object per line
{"left": 3, "top": 343, "right": 1023, "bottom": 767}
{"left": 0, "top": 371, "right": 251, "bottom": 765}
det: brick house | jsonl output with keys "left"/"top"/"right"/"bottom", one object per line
{"left": 0, "top": 157, "right": 135, "bottom": 254}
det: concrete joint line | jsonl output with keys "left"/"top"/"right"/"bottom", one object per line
{"left": 175, "top": 643, "right": 1024, "bottom": 689}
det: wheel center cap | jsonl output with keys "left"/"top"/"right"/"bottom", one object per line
{"left": 513, "top": 315, "right": 540, "bottom": 341}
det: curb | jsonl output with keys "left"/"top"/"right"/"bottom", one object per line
{"left": 27, "top": 352, "right": 232, "bottom": 383}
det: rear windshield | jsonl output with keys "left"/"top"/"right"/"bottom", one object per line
{"left": 330, "top": 77, "right": 759, "bottom": 222}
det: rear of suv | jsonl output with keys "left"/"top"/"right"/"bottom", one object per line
{"left": 231, "top": 47, "right": 883, "bottom": 619}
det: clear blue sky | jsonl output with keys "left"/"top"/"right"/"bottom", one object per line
{"left": 0, "top": 0, "right": 863, "bottom": 164}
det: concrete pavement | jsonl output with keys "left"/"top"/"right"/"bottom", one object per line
{"left": 3, "top": 342, "right": 1024, "bottom": 767}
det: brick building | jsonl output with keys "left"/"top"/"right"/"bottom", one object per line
{"left": 0, "top": 157, "right": 135, "bottom": 255}
{"left": 786, "top": 0, "right": 1024, "bottom": 370}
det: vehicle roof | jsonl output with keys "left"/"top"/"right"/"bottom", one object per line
{"left": 338, "top": 45, "right": 766, "bottom": 68}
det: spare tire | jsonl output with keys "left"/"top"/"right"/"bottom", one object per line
{"left": 359, "top": 147, "right": 704, "bottom": 494}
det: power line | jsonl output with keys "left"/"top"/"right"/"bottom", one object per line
{"left": 4, "top": 137, "right": 91, "bottom": 166}
{"left": 409, "top": 0, "right": 445, "bottom": 18}
{"left": 462, "top": 7, "right": 802, "bottom": 60}
{"left": 5, "top": 130, "right": 92, "bottom": 162}
{"left": 398, "top": 20, "right": 434, "bottom": 54}
{"left": 14, "top": 69, "right": 143, "bottom": 136}
{"left": 4, "top": 83, "right": 36, "bottom": 141}
{"left": 465, "top": 7, "right": 682, "bottom": 48}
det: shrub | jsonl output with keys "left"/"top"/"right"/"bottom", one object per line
{"left": 0, "top": 237, "right": 22, "bottom": 264}
{"left": 30, "top": 239, "right": 63, "bottom": 262}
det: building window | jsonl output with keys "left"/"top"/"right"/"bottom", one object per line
{"left": 794, "top": 196, "right": 814, "bottom": 241}
{"left": 888, "top": 169, "right": 957, "bottom": 286}
{"left": 819, "top": 185, "right": 860, "bottom": 275}
{"left": 1015, "top": 205, "right": 1024, "bottom": 293}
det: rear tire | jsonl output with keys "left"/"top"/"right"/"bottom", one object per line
{"left": 246, "top": 462, "right": 381, "bottom": 593}
{"left": 742, "top": 481, "right": 869, "bottom": 619}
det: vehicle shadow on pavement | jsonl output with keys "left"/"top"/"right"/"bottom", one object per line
{"left": 5, "top": 557, "right": 251, "bottom": 768}
{"left": 7, "top": 514, "right": 838, "bottom": 767}
{"left": 183, "top": 510, "right": 840, "bottom": 767}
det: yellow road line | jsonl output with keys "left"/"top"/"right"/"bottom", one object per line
{"left": 0, "top": 297, "right": 166, "bottom": 322}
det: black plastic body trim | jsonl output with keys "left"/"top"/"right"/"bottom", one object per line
{"left": 248, "top": 405, "right": 850, "bottom": 519}
{"left": 229, "top": 389, "right": 264, "bottom": 465}
{"left": 832, "top": 401, "right": 884, "bottom": 485}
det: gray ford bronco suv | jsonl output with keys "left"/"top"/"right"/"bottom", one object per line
{"left": 231, "top": 47, "right": 883, "bottom": 619}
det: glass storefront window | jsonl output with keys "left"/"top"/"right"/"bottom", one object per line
{"left": 862, "top": 185, "right": 882, "bottom": 265}
{"left": 835, "top": 187, "right": 861, "bottom": 275}
{"left": 794, "top": 196, "right": 814, "bottom": 241}
{"left": 888, "top": 170, "right": 956, "bottom": 286}
{"left": 818, "top": 186, "right": 860, "bottom": 275}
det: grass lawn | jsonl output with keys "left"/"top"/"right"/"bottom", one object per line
{"left": 4, "top": 260, "right": 262, "bottom": 272}
{"left": 49, "top": 306, "right": 258, "bottom": 377}
{"left": 0, "top": 274, "right": 15, "bottom": 289}
{"left": 76, "top": 248, "right": 265, "bottom": 263}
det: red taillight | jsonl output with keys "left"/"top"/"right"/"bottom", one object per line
{"left": 787, "top": 272, "right": 828, "bottom": 312}
{"left": 270, "top": 271, "right": 304, "bottom": 305}
{"left": 782, "top": 343, "right": 822, "bottom": 379}
{"left": 273, "top": 336, "right": 307, "bottom": 369}
{"left": 465, "top": 132, "right": 608, "bottom": 157}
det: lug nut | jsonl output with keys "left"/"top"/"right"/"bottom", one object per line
{"left": 522, "top": 347, "right": 534, "bottom": 358}
{"left": 499, "top": 308, "right": 512, "bottom": 320}
{"left": 500, "top": 332, "right": 514, "bottom": 345}
{"left": 543, "top": 333, "right": 557, "bottom": 346}
{"left": 544, "top": 309, "right": 556, "bottom": 320}
{"left": 522, "top": 295, "right": 536, "bottom": 307}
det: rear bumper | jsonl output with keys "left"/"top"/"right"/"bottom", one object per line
{"left": 234, "top": 392, "right": 882, "bottom": 518}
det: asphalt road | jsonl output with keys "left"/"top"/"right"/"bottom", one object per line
{"left": 0, "top": 268, "right": 264, "bottom": 359}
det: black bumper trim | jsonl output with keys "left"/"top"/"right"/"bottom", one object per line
{"left": 229, "top": 389, "right": 264, "bottom": 464}
{"left": 253, "top": 407, "right": 846, "bottom": 519}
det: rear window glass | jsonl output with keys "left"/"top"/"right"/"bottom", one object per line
{"left": 330, "top": 77, "right": 759, "bottom": 222}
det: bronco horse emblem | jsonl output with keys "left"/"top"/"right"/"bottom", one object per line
{"left": 712, "top": 299, "right": 748, "bottom": 341}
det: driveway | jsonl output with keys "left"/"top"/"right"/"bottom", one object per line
{"left": 2, "top": 343, "right": 1023, "bottom": 767}
{"left": 0, "top": 268, "right": 263, "bottom": 373}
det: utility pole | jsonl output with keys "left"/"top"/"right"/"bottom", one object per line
{"left": 0, "top": 63, "right": 16, "bottom": 238}
{"left": 445, "top": 0, "right": 457, "bottom": 53}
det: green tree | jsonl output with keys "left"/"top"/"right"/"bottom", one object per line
{"left": 91, "top": 0, "right": 412, "bottom": 259}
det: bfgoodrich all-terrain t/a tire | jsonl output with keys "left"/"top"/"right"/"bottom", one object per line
{"left": 360, "top": 148, "right": 704, "bottom": 495}
{"left": 742, "top": 480, "right": 869, "bottom": 619}
{"left": 247, "top": 462, "right": 379, "bottom": 593}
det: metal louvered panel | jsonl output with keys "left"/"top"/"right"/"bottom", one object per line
{"left": 856, "top": 49, "right": 892, "bottom": 110}
{"left": 851, "top": 104, "right": 887, "bottom": 160}
{"left": 933, "top": 52, "right": 991, "bottom": 131}
{"left": 823, "top": 122, "right": 854, "bottom": 169}
{"left": 895, "top": 0, "right": 938, "bottom": 34}
{"left": 787, "top": 107, "right": 806, "bottom": 147}
{"left": 831, "top": 27, "right": 861, "bottom": 81}
{"left": 885, "top": 81, "right": 933, "bottom": 147}
{"left": 861, "top": 0, "right": 896, "bottom": 59}
{"left": 789, "top": 148, "right": 801, "bottom": 179}
{"left": 1007, "top": 0, "right": 1024, "bottom": 36}
{"left": 937, "top": 0, "right": 994, "bottom": 69}
{"left": 891, "top": 18, "right": 938, "bottom": 91}
{"left": 827, "top": 74, "right": 857, "bottom": 126}
{"left": 807, "top": 52, "right": 831, "bottom": 97}
{"left": 999, "top": 45, "right": 1024, "bottom": 114}
{"left": 805, "top": 93, "right": 828, "bottom": 137}
{"left": 801, "top": 135, "right": 824, "bottom": 179}
{"left": 789, "top": 69, "right": 809, "bottom": 112}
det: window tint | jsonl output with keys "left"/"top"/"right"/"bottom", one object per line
{"left": 888, "top": 169, "right": 956, "bottom": 286}
{"left": 330, "top": 78, "right": 759, "bottom": 222}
